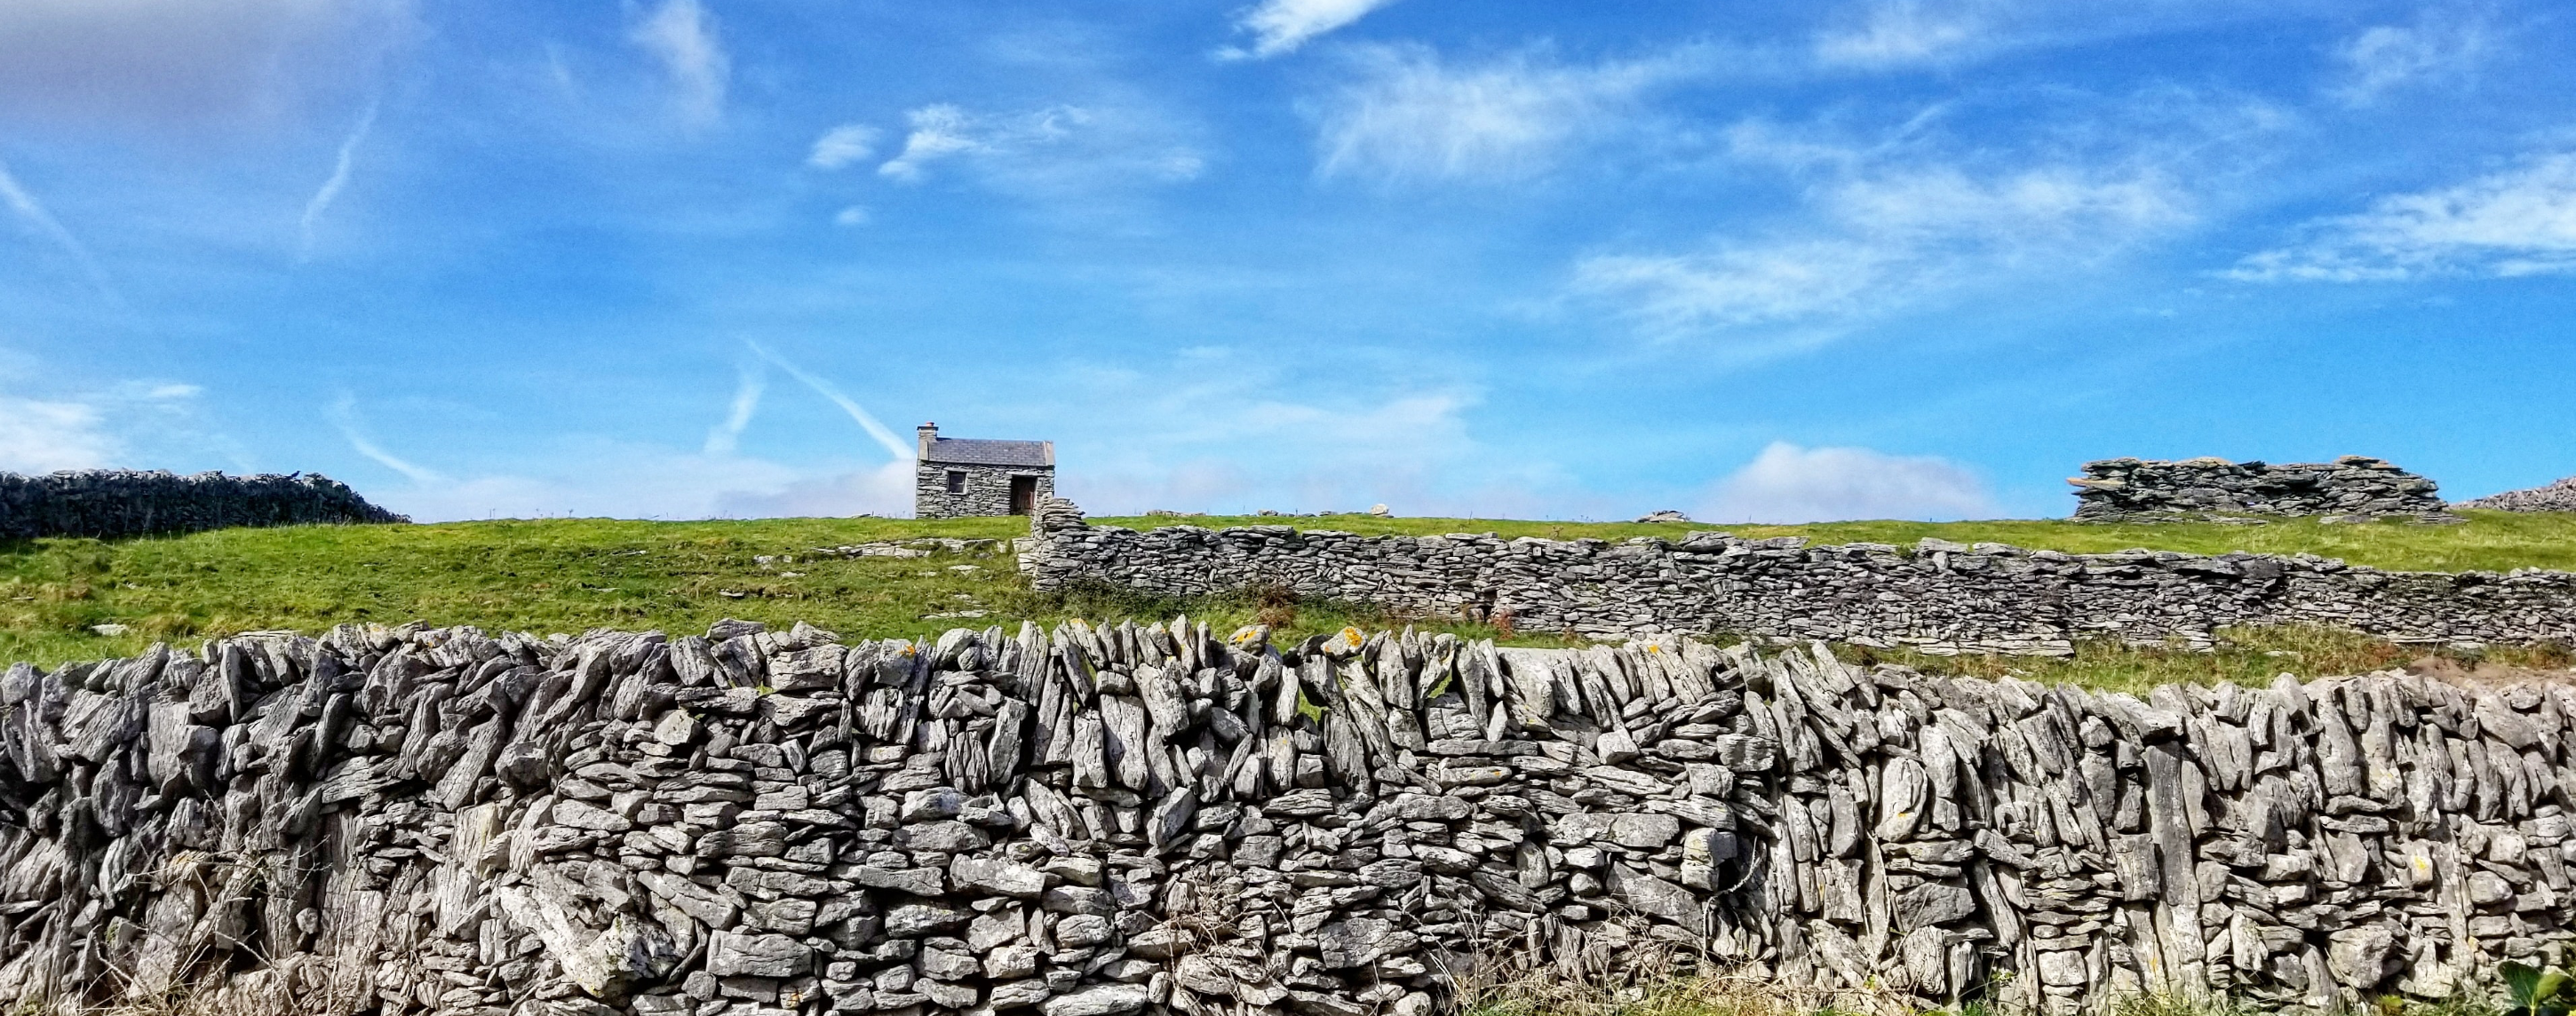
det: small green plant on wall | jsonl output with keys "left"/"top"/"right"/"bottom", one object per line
{"left": 2503, "top": 962, "right": 2574, "bottom": 1016}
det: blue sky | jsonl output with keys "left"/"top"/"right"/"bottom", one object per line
{"left": 4, "top": 0, "right": 2574, "bottom": 523}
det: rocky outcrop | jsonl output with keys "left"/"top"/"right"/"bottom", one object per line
{"left": 1022, "top": 499, "right": 2576, "bottom": 654}
{"left": 2, "top": 616, "right": 2572, "bottom": 1016}
{"left": 0, "top": 470, "right": 406, "bottom": 540}
{"left": 2457, "top": 477, "right": 2576, "bottom": 513}
{"left": 2069, "top": 457, "right": 2453, "bottom": 523}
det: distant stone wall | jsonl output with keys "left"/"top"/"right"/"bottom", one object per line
{"left": 2457, "top": 476, "right": 2576, "bottom": 513}
{"left": 1, "top": 615, "right": 2569, "bottom": 1016}
{"left": 2070, "top": 457, "right": 2453, "bottom": 523}
{"left": 0, "top": 470, "right": 405, "bottom": 540}
{"left": 1022, "top": 500, "right": 2576, "bottom": 654}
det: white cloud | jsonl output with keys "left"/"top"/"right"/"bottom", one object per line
{"left": 2226, "top": 153, "right": 2576, "bottom": 282}
{"left": 1697, "top": 442, "right": 1995, "bottom": 523}
{"left": 370, "top": 452, "right": 917, "bottom": 523}
{"left": 712, "top": 460, "right": 918, "bottom": 519}
{"left": 1810, "top": 0, "right": 2291, "bottom": 72}
{"left": 0, "top": 395, "right": 119, "bottom": 473}
{"left": 628, "top": 0, "right": 727, "bottom": 130}
{"left": 879, "top": 105, "right": 988, "bottom": 182}
{"left": 0, "top": 377, "right": 213, "bottom": 473}
{"left": 341, "top": 355, "right": 921, "bottom": 520}
{"left": 876, "top": 102, "right": 1204, "bottom": 194}
{"left": 1813, "top": 0, "right": 1992, "bottom": 69}
{"left": 807, "top": 123, "right": 881, "bottom": 170}
{"left": 1313, "top": 45, "right": 1682, "bottom": 182}
{"left": 1222, "top": 0, "right": 1399, "bottom": 60}
{"left": 298, "top": 99, "right": 377, "bottom": 258}
{"left": 832, "top": 206, "right": 871, "bottom": 226}
{"left": 1578, "top": 159, "right": 2192, "bottom": 337}
{"left": 1575, "top": 241, "right": 1896, "bottom": 334}
{"left": 2334, "top": 14, "right": 2491, "bottom": 106}
{"left": 1038, "top": 356, "right": 1608, "bottom": 520}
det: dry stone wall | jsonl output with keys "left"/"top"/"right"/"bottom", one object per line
{"left": 3, "top": 615, "right": 2574, "bottom": 1016}
{"left": 0, "top": 470, "right": 406, "bottom": 540}
{"left": 2069, "top": 457, "right": 2453, "bottom": 523}
{"left": 1020, "top": 501, "right": 2576, "bottom": 655}
{"left": 2457, "top": 478, "right": 2576, "bottom": 513}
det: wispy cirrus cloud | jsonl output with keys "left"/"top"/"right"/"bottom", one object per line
{"left": 1220, "top": 0, "right": 1401, "bottom": 60}
{"left": 877, "top": 103, "right": 1204, "bottom": 194}
{"left": 1312, "top": 44, "right": 1695, "bottom": 183}
{"left": 2332, "top": 11, "right": 2493, "bottom": 106}
{"left": 1809, "top": 0, "right": 2287, "bottom": 73}
{"left": 807, "top": 123, "right": 882, "bottom": 170}
{"left": 2226, "top": 152, "right": 2576, "bottom": 282}
{"left": 629, "top": 0, "right": 727, "bottom": 130}
{"left": 1813, "top": 0, "right": 1997, "bottom": 69}
{"left": 1576, "top": 140, "right": 2197, "bottom": 339}
{"left": 1566, "top": 84, "right": 2286, "bottom": 345}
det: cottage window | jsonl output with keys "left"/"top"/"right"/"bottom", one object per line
{"left": 945, "top": 470, "right": 966, "bottom": 494}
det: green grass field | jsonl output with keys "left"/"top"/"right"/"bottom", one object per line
{"left": 4, "top": 510, "right": 2572, "bottom": 682}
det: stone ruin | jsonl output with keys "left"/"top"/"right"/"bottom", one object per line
{"left": 2, "top": 615, "right": 2575, "bottom": 1016}
{"left": 0, "top": 470, "right": 406, "bottom": 541}
{"left": 2068, "top": 457, "right": 2453, "bottom": 523}
{"left": 2458, "top": 476, "right": 2576, "bottom": 514}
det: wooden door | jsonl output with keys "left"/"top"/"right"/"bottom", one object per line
{"left": 1010, "top": 476, "right": 1037, "bottom": 514}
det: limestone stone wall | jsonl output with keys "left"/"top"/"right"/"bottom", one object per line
{"left": 1019, "top": 500, "right": 2576, "bottom": 654}
{"left": 2457, "top": 477, "right": 2576, "bottom": 513}
{"left": 916, "top": 464, "right": 1051, "bottom": 520}
{"left": 0, "top": 615, "right": 2568, "bottom": 1016}
{"left": 2070, "top": 457, "right": 2453, "bottom": 523}
{"left": 0, "top": 470, "right": 405, "bottom": 540}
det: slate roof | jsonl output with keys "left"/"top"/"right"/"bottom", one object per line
{"left": 922, "top": 438, "right": 1053, "bottom": 468}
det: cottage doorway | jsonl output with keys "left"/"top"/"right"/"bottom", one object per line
{"left": 1009, "top": 475, "right": 1038, "bottom": 514}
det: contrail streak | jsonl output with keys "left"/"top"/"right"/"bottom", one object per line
{"left": 745, "top": 341, "right": 913, "bottom": 461}
{"left": 329, "top": 394, "right": 449, "bottom": 485}
{"left": 0, "top": 156, "right": 121, "bottom": 306}
{"left": 300, "top": 99, "right": 379, "bottom": 259}
{"left": 704, "top": 361, "right": 767, "bottom": 455}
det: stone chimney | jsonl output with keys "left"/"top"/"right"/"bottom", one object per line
{"left": 916, "top": 422, "right": 937, "bottom": 460}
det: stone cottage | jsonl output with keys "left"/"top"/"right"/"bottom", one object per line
{"left": 913, "top": 422, "right": 1054, "bottom": 518}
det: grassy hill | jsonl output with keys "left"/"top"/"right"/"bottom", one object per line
{"left": 3, "top": 509, "right": 2571, "bottom": 687}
